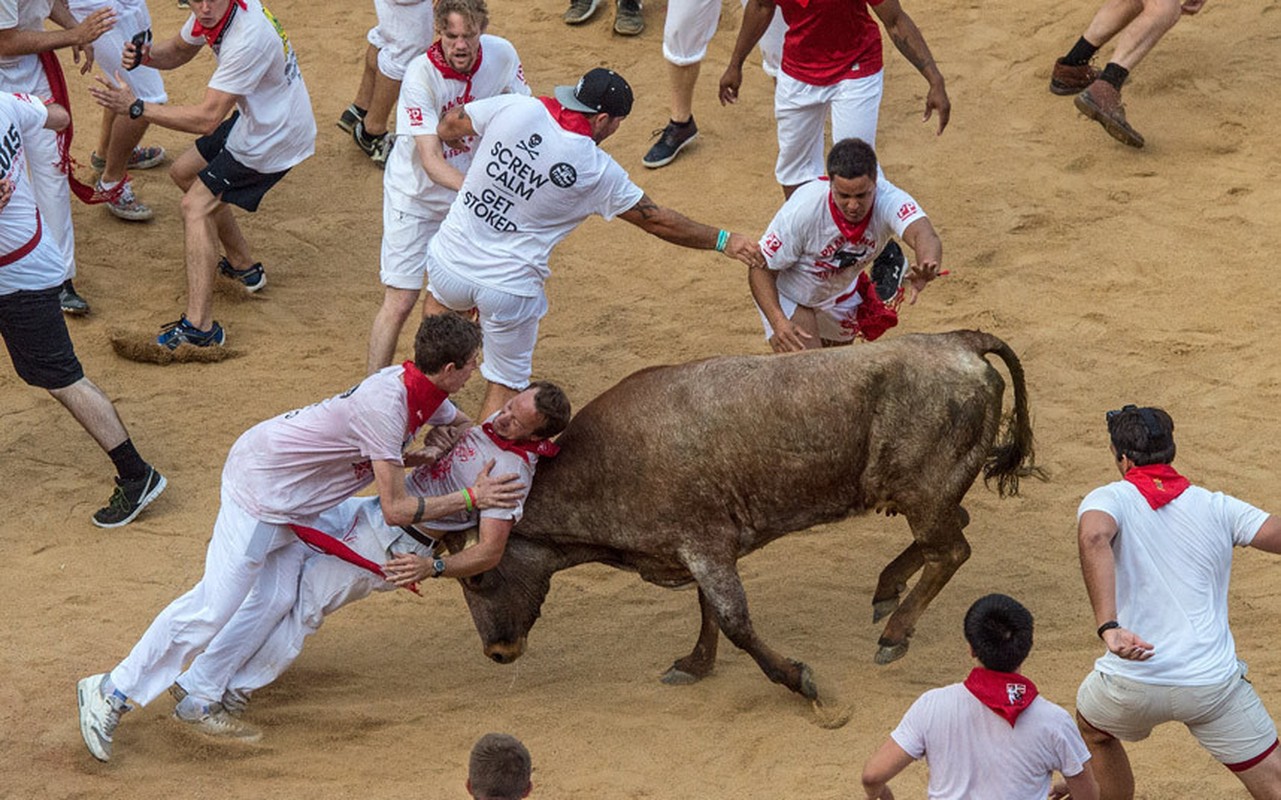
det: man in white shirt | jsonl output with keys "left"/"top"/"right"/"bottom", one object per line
{"left": 862, "top": 594, "right": 1098, "bottom": 800}
{"left": 1075, "top": 404, "right": 1281, "bottom": 798}
{"left": 367, "top": 0, "right": 528, "bottom": 373}
{"left": 88, "top": 0, "right": 317, "bottom": 351}
{"left": 752, "top": 137, "right": 940, "bottom": 352}
{"left": 428, "top": 67, "right": 766, "bottom": 418}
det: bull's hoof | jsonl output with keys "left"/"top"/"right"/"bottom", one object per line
{"left": 874, "top": 642, "right": 909, "bottom": 665}
{"left": 871, "top": 597, "right": 900, "bottom": 623}
{"left": 660, "top": 666, "right": 702, "bottom": 685}
{"left": 798, "top": 664, "right": 819, "bottom": 701}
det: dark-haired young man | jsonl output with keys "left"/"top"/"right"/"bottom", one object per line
{"left": 469, "top": 733, "right": 533, "bottom": 800}
{"left": 861, "top": 594, "right": 1097, "bottom": 800}
{"left": 1074, "top": 405, "right": 1281, "bottom": 798}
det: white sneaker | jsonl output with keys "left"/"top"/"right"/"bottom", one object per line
{"left": 78, "top": 673, "right": 127, "bottom": 762}
{"left": 174, "top": 702, "right": 262, "bottom": 741}
{"left": 221, "top": 688, "right": 252, "bottom": 717}
{"left": 99, "top": 179, "right": 154, "bottom": 222}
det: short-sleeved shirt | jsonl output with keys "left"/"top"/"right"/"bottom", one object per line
{"left": 384, "top": 35, "right": 529, "bottom": 218}
{"left": 180, "top": 0, "right": 315, "bottom": 173}
{"left": 0, "top": 92, "right": 65, "bottom": 295}
{"left": 0, "top": 0, "right": 51, "bottom": 91}
{"left": 759, "top": 176, "right": 925, "bottom": 306}
{"left": 426, "top": 94, "right": 645, "bottom": 297}
{"left": 1078, "top": 481, "right": 1267, "bottom": 685}
{"left": 775, "top": 0, "right": 884, "bottom": 86}
{"left": 223, "top": 366, "right": 459, "bottom": 523}
{"left": 891, "top": 684, "right": 1091, "bottom": 800}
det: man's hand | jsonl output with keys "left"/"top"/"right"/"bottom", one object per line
{"left": 1181, "top": 0, "right": 1206, "bottom": 14}
{"left": 471, "top": 460, "right": 524, "bottom": 509}
{"left": 70, "top": 6, "right": 114, "bottom": 73}
{"left": 904, "top": 260, "right": 942, "bottom": 304}
{"left": 122, "top": 39, "right": 150, "bottom": 71}
{"left": 923, "top": 82, "right": 950, "bottom": 135}
{"left": 718, "top": 64, "right": 744, "bottom": 106}
{"left": 723, "top": 232, "right": 765, "bottom": 268}
{"left": 382, "top": 552, "right": 431, "bottom": 587}
{"left": 0, "top": 178, "right": 14, "bottom": 213}
{"left": 768, "top": 318, "right": 813, "bottom": 353}
{"left": 88, "top": 71, "right": 137, "bottom": 115}
{"left": 1102, "top": 626, "right": 1155, "bottom": 661}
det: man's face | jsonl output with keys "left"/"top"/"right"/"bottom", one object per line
{"left": 438, "top": 13, "right": 482, "bottom": 73}
{"left": 490, "top": 389, "right": 546, "bottom": 441}
{"left": 829, "top": 174, "right": 877, "bottom": 222}
{"left": 188, "top": 0, "right": 232, "bottom": 27}
{"left": 437, "top": 351, "right": 479, "bottom": 394}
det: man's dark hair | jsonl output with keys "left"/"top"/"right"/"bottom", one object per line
{"left": 1106, "top": 405, "right": 1175, "bottom": 466}
{"left": 826, "top": 137, "right": 878, "bottom": 181}
{"left": 963, "top": 594, "right": 1034, "bottom": 673}
{"left": 469, "top": 733, "right": 531, "bottom": 800}
{"left": 527, "top": 381, "right": 571, "bottom": 439}
{"left": 413, "top": 313, "right": 482, "bottom": 375}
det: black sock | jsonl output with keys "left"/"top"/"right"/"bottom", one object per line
{"left": 357, "top": 126, "right": 385, "bottom": 146}
{"left": 670, "top": 117, "right": 694, "bottom": 127}
{"left": 1100, "top": 62, "right": 1129, "bottom": 90}
{"left": 1062, "top": 37, "right": 1099, "bottom": 67}
{"left": 108, "top": 439, "right": 149, "bottom": 481}
{"left": 352, "top": 104, "right": 367, "bottom": 118}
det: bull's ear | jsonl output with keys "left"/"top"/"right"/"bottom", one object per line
{"left": 440, "top": 527, "right": 480, "bottom": 555}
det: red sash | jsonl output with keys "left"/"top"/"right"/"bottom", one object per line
{"left": 35, "top": 52, "right": 123, "bottom": 205}
{"left": 0, "top": 209, "right": 41, "bottom": 267}
{"left": 289, "top": 523, "right": 420, "bottom": 595}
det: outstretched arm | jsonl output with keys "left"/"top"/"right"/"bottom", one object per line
{"left": 861, "top": 739, "right": 915, "bottom": 799}
{"left": 871, "top": 0, "right": 950, "bottom": 135}
{"left": 899, "top": 217, "right": 943, "bottom": 304}
{"left": 89, "top": 74, "right": 237, "bottom": 135}
{"left": 1248, "top": 514, "right": 1281, "bottom": 554}
{"left": 1079, "top": 509, "right": 1155, "bottom": 660}
{"left": 0, "top": 4, "right": 114, "bottom": 74}
{"left": 374, "top": 458, "right": 524, "bottom": 527}
{"left": 618, "top": 193, "right": 765, "bottom": 268}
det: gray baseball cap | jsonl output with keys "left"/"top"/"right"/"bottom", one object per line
{"left": 554, "top": 68, "right": 634, "bottom": 118}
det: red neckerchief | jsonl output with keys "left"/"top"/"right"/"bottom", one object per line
{"left": 831, "top": 271, "right": 898, "bottom": 342}
{"left": 191, "top": 0, "right": 247, "bottom": 48}
{"left": 33, "top": 54, "right": 123, "bottom": 205}
{"left": 427, "top": 40, "right": 483, "bottom": 102}
{"left": 963, "top": 667, "right": 1039, "bottom": 727}
{"left": 1124, "top": 464, "right": 1190, "bottom": 510}
{"left": 481, "top": 421, "right": 560, "bottom": 463}
{"left": 290, "top": 523, "right": 420, "bottom": 595}
{"left": 538, "top": 96, "right": 593, "bottom": 137}
{"left": 826, "top": 180, "right": 874, "bottom": 243}
{"left": 401, "top": 360, "right": 449, "bottom": 437}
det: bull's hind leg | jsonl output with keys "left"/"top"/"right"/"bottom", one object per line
{"left": 874, "top": 507, "right": 972, "bottom": 665}
{"left": 871, "top": 541, "right": 925, "bottom": 623}
{"left": 662, "top": 588, "right": 720, "bottom": 685}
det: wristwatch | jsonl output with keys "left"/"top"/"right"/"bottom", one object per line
{"left": 430, "top": 558, "right": 446, "bottom": 578}
{"left": 128, "top": 99, "right": 145, "bottom": 120}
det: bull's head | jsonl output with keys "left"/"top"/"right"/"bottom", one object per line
{"left": 454, "top": 533, "right": 559, "bottom": 665}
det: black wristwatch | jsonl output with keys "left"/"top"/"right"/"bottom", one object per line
{"left": 128, "top": 98, "right": 145, "bottom": 119}
{"left": 430, "top": 558, "right": 446, "bottom": 578}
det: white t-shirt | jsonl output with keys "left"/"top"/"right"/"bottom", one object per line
{"left": 1078, "top": 481, "right": 1266, "bottom": 685}
{"left": 0, "top": 92, "right": 65, "bottom": 294}
{"left": 180, "top": 0, "right": 315, "bottom": 173}
{"left": 427, "top": 94, "right": 644, "bottom": 297}
{"left": 759, "top": 176, "right": 926, "bottom": 306}
{"left": 891, "top": 684, "right": 1090, "bottom": 800}
{"left": 0, "top": 0, "right": 50, "bottom": 91}
{"left": 67, "top": 0, "right": 148, "bottom": 16}
{"left": 223, "top": 366, "right": 459, "bottom": 523}
{"left": 384, "top": 35, "right": 529, "bottom": 218}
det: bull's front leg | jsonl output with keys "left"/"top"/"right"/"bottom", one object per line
{"left": 871, "top": 541, "right": 925, "bottom": 623}
{"left": 661, "top": 588, "right": 720, "bottom": 685}
{"left": 875, "top": 516, "right": 971, "bottom": 665}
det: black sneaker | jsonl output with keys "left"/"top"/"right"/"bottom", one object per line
{"left": 92, "top": 466, "right": 167, "bottom": 528}
{"left": 870, "top": 240, "right": 908, "bottom": 303}
{"left": 60, "top": 279, "right": 90, "bottom": 316}
{"left": 336, "top": 103, "right": 365, "bottom": 134}
{"left": 156, "top": 315, "right": 226, "bottom": 350}
{"left": 642, "top": 118, "right": 697, "bottom": 168}
{"left": 614, "top": 0, "right": 643, "bottom": 34}
{"left": 217, "top": 257, "right": 266, "bottom": 292}
{"left": 353, "top": 121, "right": 392, "bottom": 167}
{"left": 563, "top": 0, "right": 601, "bottom": 24}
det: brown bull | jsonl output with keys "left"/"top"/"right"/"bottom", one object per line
{"left": 455, "top": 330, "right": 1038, "bottom": 701}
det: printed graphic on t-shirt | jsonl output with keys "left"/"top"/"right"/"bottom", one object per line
{"left": 461, "top": 135, "right": 554, "bottom": 233}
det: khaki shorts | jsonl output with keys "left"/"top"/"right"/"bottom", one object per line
{"left": 1077, "top": 665, "right": 1278, "bottom": 767}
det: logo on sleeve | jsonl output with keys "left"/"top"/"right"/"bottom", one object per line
{"left": 549, "top": 162, "right": 577, "bottom": 188}
{"left": 763, "top": 233, "right": 782, "bottom": 257}
{"left": 896, "top": 202, "right": 918, "bottom": 221}
{"left": 407, "top": 107, "right": 424, "bottom": 127}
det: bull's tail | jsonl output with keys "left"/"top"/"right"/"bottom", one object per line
{"left": 967, "top": 331, "right": 1044, "bottom": 497}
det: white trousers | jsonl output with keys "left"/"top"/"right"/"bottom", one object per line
{"left": 774, "top": 70, "right": 883, "bottom": 187}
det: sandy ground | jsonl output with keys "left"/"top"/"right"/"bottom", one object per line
{"left": 3, "top": 0, "right": 1280, "bottom": 796}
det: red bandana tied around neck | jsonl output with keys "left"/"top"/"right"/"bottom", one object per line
{"left": 34, "top": 54, "right": 123, "bottom": 205}
{"left": 290, "top": 523, "right": 420, "bottom": 595}
{"left": 825, "top": 179, "right": 874, "bottom": 243}
{"left": 191, "top": 0, "right": 247, "bottom": 47}
{"left": 481, "top": 422, "right": 560, "bottom": 463}
{"left": 401, "top": 360, "right": 449, "bottom": 437}
{"left": 964, "top": 667, "right": 1039, "bottom": 726}
{"left": 538, "top": 96, "right": 593, "bottom": 137}
{"left": 427, "top": 40, "right": 483, "bottom": 102}
{"left": 1124, "top": 464, "right": 1190, "bottom": 510}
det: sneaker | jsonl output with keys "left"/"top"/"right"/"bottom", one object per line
{"left": 89, "top": 145, "right": 166, "bottom": 172}
{"left": 59, "top": 279, "right": 90, "bottom": 316}
{"left": 99, "top": 179, "right": 154, "bottom": 222}
{"left": 92, "top": 466, "right": 167, "bottom": 528}
{"left": 156, "top": 315, "right": 226, "bottom": 350}
{"left": 177, "top": 0, "right": 189, "bottom": 7}
{"left": 613, "top": 0, "right": 644, "bottom": 34}
{"left": 78, "top": 673, "right": 128, "bottom": 762}
{"left": 563, "top": 0, "right": 600, "bottom": 24}
{"left": 336, "top": 103, "right": 366, "bottom": 134}
{"left": 1074, "top": 79, "right": 1144, "bottom": 148}
{"left": 870, "top": 240, "right": 908, "bottom": 303}
{"left": 174, "top": 702, "right": 262, "bottom": 741}
{"left": 642, "top": 118, "right": 698, "bottom": 168}
{"left": 217, "top": 257, "right": 266, "bottom": 292}
{"left": 170, "top": 683, "right": 250, "bottom": 717}
{"left": 352, "top": 121, "right": 392, "bottom": 167}
{"left": 1049, "top": 58, "right": 1099, "bottom": 96}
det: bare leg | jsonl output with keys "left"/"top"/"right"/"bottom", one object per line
{"left": 212, "top": 205, "right": 253, "bottom": 270}
{"left": 48, "top": 377, "right": 129, "bottom": 452}
{"left": 352, "top": 44, "right": 379, "bottom": 110}
{"left": 667, "top": 61, "right": 700, "bottom": 124}
{"left": 789, "top": 305, "right": 823, "bottom": 350}
{"left": 180, "top": 180, "right": 227, "bottom": 330}
{"left": 101, "top": 114, "right": 153, "bottom": 186}
{"left": 1236, "top": 747, "right": 1281, "bottom": 800}
{"left": 480, "top": 381, "right": 519, "bottom": 421}
{"left": 1076, "top": 713, "right": 1135, "bottom": 800}
{"left": 367, "top": 287, "right": 420, "bottom": 374}
{"left": 95, "top": 107, "right": 112, "bottom": 163}
{"left": 421, "top": 292, "right": 454, "bottom": 318}
{"left": 362, "top": 73, "right": 401, "bottom": 137}
{"left": 1097, "top": 0, "right": 1182, "bottom": 70}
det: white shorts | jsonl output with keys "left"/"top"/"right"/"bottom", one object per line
{"left": 1077, "top": 666, "right": 1280, "bottom": 767}
{"left": 380, "top": 194, "right": 442, "bottom": 290}
{"left": 663, "top": 0, "right": 783, "bottom": 74}
{"left": 426, "top": 261, "right": 548, "bottom": 391}
{"left": 368, "top": 0, "right": 435, "bottom": 81}
{"left": 758, "top": 284, "right": 863, "bottom": 344}
{"left": 774, "top": 70, "right": 883, "bottom": 187}
{"left": 76, "top": 3, "right": 167, "bottom": 103}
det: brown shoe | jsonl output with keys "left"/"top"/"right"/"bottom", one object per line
{"left": 1049, "top": 58, "right": 1098, "bottom": 96}
{"left": 1074, "top": 79, "right": 1144, "bottom": 148}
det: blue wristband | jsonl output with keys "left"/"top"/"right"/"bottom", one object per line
{"left": 715, "top": 229, "right": 729, "bottom": 252}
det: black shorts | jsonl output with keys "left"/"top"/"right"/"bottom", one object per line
{"left": 0, "top": 285, "right": 85, "bottom": 390}
{"left": 196, "top": 112, "right": 291, "bottom": 212}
